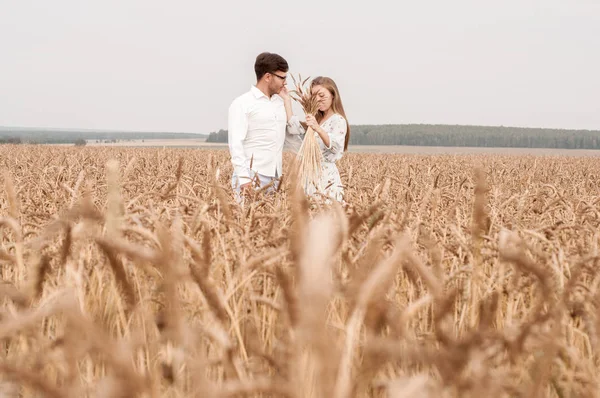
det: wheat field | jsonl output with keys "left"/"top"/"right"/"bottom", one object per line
{"left": 0, "top": 145, "right": 598, "bottom": 397}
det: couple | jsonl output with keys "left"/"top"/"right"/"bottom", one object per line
{"left": 227, "top": 52, "right": 350, "bottom": 204}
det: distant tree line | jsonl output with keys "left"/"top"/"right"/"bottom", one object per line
{"left": 206, "top": 129, "right": 228, "bottom": 143}
{"left": 0, "top": 136, "right": 86, "bottom": 145}
{"left": 0, "top": 129, "right": 207, "bottom": 145}
{"left": 206, "top": 124, "right": 600, "bottom": 149}
{"left": 5, "top": 125, "right": 599, "bottom": 149}
{"left": 0, "top": 137, "right": 23, "bottom": 144}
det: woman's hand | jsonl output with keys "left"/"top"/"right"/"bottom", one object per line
{"left": 305, "top": 114, "right": 320, "bottom": 131}
{"left": 307, "top": 114, "right": 330, "bottom": 147}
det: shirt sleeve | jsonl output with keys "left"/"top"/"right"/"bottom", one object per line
{"left": 284, "top": 132, "right": 303, "bottom": 154}
{"left": 286, "top": 115, "right": 306, "bottom": 135}
{"left": 283, "top": 115, "right": 305, "bottom": 154}
{"left": 227, "top": 99, "right": 251, "bottom": 182}
{"left": 325, "top": 115, "right": 347, "bottom": 154}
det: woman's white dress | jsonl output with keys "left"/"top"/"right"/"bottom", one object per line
{"left": 287, "top": 114, "right": 347, "bottom": 202}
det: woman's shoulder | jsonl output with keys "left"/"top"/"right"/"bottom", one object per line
{"left": 328, "top": 113, "right": 345, "bottom": 123}
{"left": 333, "top": 114, "right": 347, "bottom": 126}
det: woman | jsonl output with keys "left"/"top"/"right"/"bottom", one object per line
{"left": 283, "top": 76, "right": 350, "bottom": 203}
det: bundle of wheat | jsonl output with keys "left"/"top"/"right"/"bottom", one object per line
{"left": 290, "top": 74, "right": 323, "bottom": 191}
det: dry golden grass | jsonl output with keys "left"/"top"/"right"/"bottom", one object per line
{"left": 0, "top": 144, "right": 599, "bottom": 397}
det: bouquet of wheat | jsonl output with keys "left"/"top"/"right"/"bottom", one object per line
{"left": 290, "top": 74, "right": 322, "bottom": 190}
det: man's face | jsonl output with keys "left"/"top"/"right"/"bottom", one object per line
{"left": 267, "top": 70, "right": 287, "bottom": 96}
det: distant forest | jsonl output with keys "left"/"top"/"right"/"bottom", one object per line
{"left": 0, "top": 129, "right": 207, "bottom": 144}
{"left": 206, "top": 125, "right": 600, "bottom": 149}
{"left": 3, "top": 124, "right": 599, "bottom": 149}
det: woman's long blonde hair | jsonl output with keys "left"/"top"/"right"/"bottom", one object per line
{"left": 310, "top": 76, "right": 351, "bottom": 151}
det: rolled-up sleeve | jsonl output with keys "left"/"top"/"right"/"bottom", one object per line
{"left": 286, "top": 115, "right": 306, "bottom": 136}
{"left": 284, "top": 115, "right": 306, "bottom": 154}
{"left": 227, "top": 99, "right": 251, "bottom": 182}
{"left": 325, "top": 116, "right": 347, "bottom": 154}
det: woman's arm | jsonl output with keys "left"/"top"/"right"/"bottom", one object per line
{"left": 306, "top": 114, "right": 330, "bottom": 148}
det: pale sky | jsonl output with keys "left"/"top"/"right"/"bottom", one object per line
{"left": 1, "top": 0, "right": 599, "bottom": 133}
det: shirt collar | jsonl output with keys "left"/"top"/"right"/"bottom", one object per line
{"left": 251, "top": 85, "right": 268, "bottom": 99}
{"left": 250, "top": 85, "right": 283, "bottom": 103}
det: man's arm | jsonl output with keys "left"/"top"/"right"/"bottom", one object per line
{"left": 283, "top": 113, "right": 306, "bottom": 154}
{"left": 228, "top": 99, "right": 251, "bottom": 184}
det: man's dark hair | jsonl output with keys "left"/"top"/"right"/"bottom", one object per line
{"left": 254, "top": 52, "right": 288, "bottom": 81}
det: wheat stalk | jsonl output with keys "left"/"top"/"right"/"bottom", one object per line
{"left": 0, "top": 144, "right": 598, "bottom": 397}
{"left": 290, "top": 74, "right": 323, "bottom": 191}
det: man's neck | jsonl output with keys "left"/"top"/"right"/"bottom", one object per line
{"left": 255, "top": 82, "right": 271, "bottom": 98}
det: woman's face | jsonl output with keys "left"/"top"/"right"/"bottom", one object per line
{"left": 312, "top": 85, "right": 333, "bottom": 113}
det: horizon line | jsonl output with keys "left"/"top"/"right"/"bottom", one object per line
{"left": 1, "top": 122, "right": 598, "bottom": 134}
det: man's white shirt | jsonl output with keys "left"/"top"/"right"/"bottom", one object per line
{"left": 228, "top": 86, "right": 302, "bottom": 184}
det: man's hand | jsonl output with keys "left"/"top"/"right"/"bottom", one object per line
{"left": 279, "top": 85, "right": 290, "bottom": 102}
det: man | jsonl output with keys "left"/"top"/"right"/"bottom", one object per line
{"left": 227, "top": 52, "right": 303, "bottom": 201}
